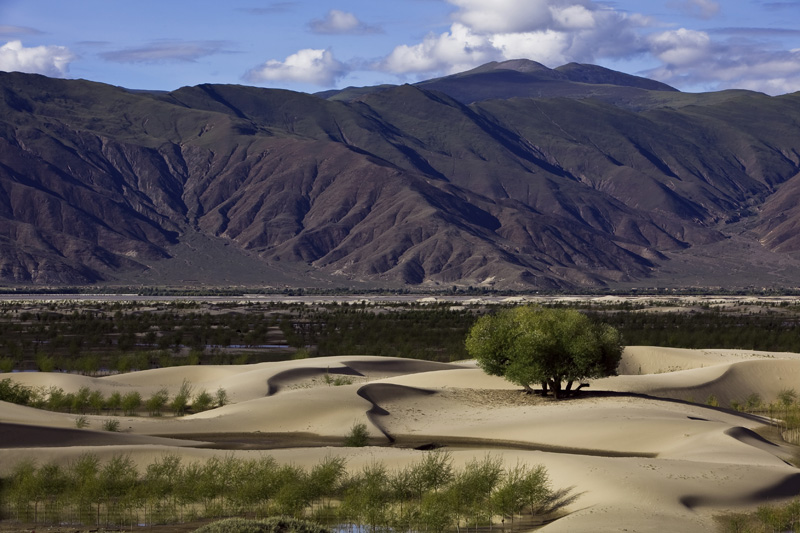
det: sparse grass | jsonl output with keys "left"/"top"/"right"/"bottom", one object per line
{"left": 102, "top": 418, "right": 120, "bottom": 432}
{"left": 74, "top": 415, "right": 89, "bottom": 428}
{"left": 323, "top": 371, "right": 353, "bottom": 386}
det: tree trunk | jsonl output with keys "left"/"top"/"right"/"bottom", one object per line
{"left": 540, "top": 381, "right": 548, "bottom": 396}
{"left": 549, "top": 380, "right": 561, "bottom": 400}
{"left": 565, "top": 380, "right": 574, "bottom": 396}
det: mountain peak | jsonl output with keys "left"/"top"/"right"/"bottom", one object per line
{"left": 468, "top": 59, "right": 553, "bottom": 75}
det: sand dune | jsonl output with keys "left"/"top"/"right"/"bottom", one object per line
{"left": 2, "top": 350, "right": 800, "bottom": 531}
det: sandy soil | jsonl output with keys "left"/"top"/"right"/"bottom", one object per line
{"left": 2, "top": 347, "right": 800, "bottom": 532}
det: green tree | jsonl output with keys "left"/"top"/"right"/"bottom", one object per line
{"left": 465, "top": 306, "right": 623, "bottom": 399}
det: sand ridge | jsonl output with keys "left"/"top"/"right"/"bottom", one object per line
{"left": 2, "top": 348, "right": 800, "bottom": 531}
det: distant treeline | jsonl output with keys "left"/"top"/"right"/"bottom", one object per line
{"left": 282, "top": 307, "right": 476, "bottom": 361}
{"left": 0, "top": 451, "right": 557, "bottom": 531}
{"left": 4, "top": 301, "right": 800, "bottom": 374}
{"left": 594, "top": 310, "right": 800, "bottom": 352}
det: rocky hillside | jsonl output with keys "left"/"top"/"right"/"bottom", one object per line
{"left": 2, "top": 60, "right": 800, "bottom": 289}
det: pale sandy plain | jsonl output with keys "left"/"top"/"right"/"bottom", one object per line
{"left": 2, "top": 346, "right": 800, "bottom": 532}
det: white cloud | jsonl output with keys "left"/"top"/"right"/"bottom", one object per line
{"left": 373, "top": 0, "right": 799, "bottom": 95}
{"left": 644, "top": 33, "right": 800, "bottom": 94}
{"left": 380, "top": 1, "right": 643, "bottom": 76}
{"left": 380, "top": 23, "right": 498, "bottom": 74}
{"left": 648, "top": 28, "right": 713, "bottom": 67}
{"left": 490, "top": 30, "right": 572, "bottom": 65}
{"left": 246, "top": 48, "right": 347, "bottom": 86}
{"left": 450, "top": 0, "right": 555, "bottom": 33}
{"left": 309, "top": 10, "right": 380, "bottom": 35}
{"left": 100, "top": 41, "right": 229, "bottom": 63}
{"left": 0, "top": 40, "right": 74, "bottom": 77}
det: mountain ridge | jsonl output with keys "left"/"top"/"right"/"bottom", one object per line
{"left": 2, "top": 64, "right": 800, "bottom": 289}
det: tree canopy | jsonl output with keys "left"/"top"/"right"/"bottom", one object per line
{"left": 465, "top": 306, "right": 623, "bottom": 399}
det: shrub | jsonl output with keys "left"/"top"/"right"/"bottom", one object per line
{"left": 75, "top": 415, "right": 89, "bottom": 429}
{"left": 102, "top": 419, "right": 120, "bottom": 432}
{"left": 0, "top": 378, "right": 34, "bottom": 405}
{"left": 171, "top": 380, "right": 194, "bottom": 416}
{"left": 146, "top": 388, "right": 169, "bottom": 416}
{"left": 106, "top": 391, "right": 122, "bottom": 415}
{"left": 0, "top": 357, "right": 14, "bottom": 372}
{"left": 215, "top": 387, "right": 229, "bottom": 407}
{"left": 193, "top": 517, "right": 331, "bottom": 533}
{"left": 344, "top": 422, "right": 370, "bottom": 447}
{"left": 192, "top": 389, "right": 214, "bottom": 412}
{"left": 121, "top": 391, "right": 142, "bottom": 416}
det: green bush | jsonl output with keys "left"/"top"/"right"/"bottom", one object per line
{"left": 344, "top": 422, "right": 370, "bottom": 447}
{"left": 193, "top": 517, "right": 330, "bottom": 533}
{"left": 0, "top": 378, "right": 34, "bottom": 404}
{"left": 146, "top": 388, "right": 169, "bottom": 416}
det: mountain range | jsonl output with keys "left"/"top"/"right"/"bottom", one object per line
{"left": 2, "top": 59, "right": 800, "bottom": 289}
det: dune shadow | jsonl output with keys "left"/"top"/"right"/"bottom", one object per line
{"left": 680, "top": 473, "right": 800, "bottom": 509}
{"left": 266, "top": 366, "right": 364, "bottom": 395}
{"left": 356, "top": 383, "right": 437, "bottom": 442}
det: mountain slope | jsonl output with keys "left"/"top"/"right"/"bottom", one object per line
{"left": 2, "top": 66, "right": 800, "bottom": 288}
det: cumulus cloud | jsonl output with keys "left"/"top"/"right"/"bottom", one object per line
{"left": 644, "top": 29, "right": 800, "bottom": 94}
{"left": 372, "top": 0, "right": 800, "bottom": 94}
{"left": 379, "top": 0, "right": 644, "bottom": 75}
{"left": 246, "top": 48, "right": 347, "bottom": 86}
{"left": 380, "top": 23, "right": 498, "bottom": 74}
{"left": 100, "top": 41, "right": 230, "bottom": 63}
{"left": 309, "top": 10, "right": 381, "bottom": 35}
{"left": 0, "top": 40, "right": 74, "bottom": 77}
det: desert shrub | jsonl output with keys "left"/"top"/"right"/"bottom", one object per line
{"left": 121, "top": 391, "right": 142, "bottom": 416}
{"left": 0, "top": 378, "right": 34, "bottom": 404}
{"left": 44, "top": 386, "right": 68, "bottom": 412}
{"left": 75, "top": 415, "right": 89, "bottom": 429}
{"left": 88, "top": 389, "right": 105, "bottom": 414}
{"left": 778, "top": 388, "right": 798, "bottom": 407}
{"left": 193, "top": 517, "right": 330, "bottom": 533}
{"left": 745, "top": 393, "right": 763, "bottom": 411}
{"left": 0, "top": 357, "right": 14, "bottom": 372}
{"left": 171, "top": 379, "right": 194, "bottom": 416}
{"left": 146, "top": 388, "right": 169, "bottom": 416}
{"left": 193, "top": 389, "right": 214, "bottom": 412}
{"left": 717, "top": 499, "right": 800, "bottom": 532}
{"left": 72, "top": 386, "right": 92, "bottom": 414}
{"left": 102, "top": 419, "right": 120, "bottom": 432}
{"left": 106, "top": 391, "right": 122, "bottom": 415}
{"left": 0, "top": 451, "right": 555, "bottom": 530}
{"left": 35, "top": 354, "right": 56, "bottom": 372}
{"left": 344, "top": 422, "right": 369, "bottom": 447}
{"left": 215, "top": 387, "right": 229, "bottom": 407}
{"left": 292, "top": 348, "right": 311, "bottom": 360}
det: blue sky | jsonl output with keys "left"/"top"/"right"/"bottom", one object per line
{"left": 1, "top": 0, "right": 800, "bottom": 95}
